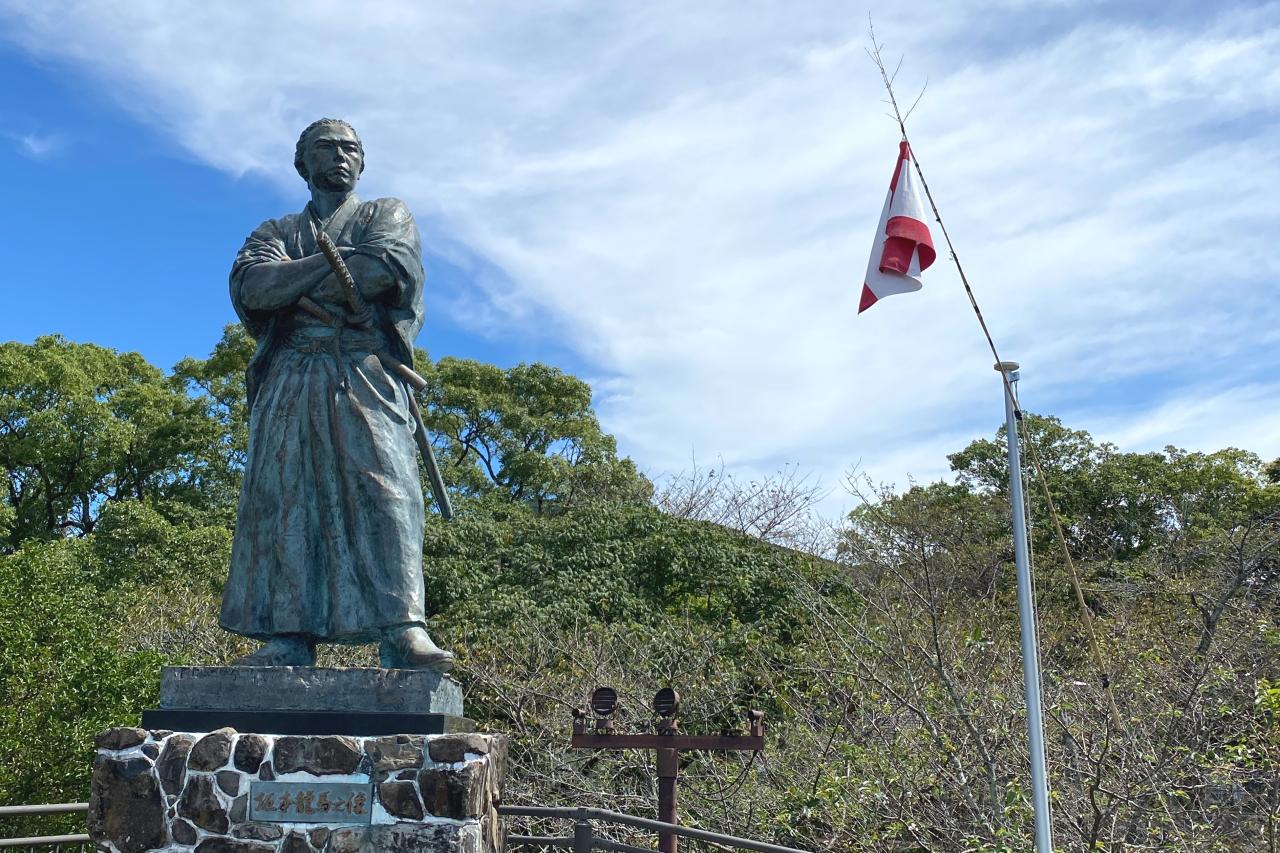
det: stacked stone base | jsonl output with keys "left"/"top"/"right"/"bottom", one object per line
{"left": 88, "top": 727, "right": 507, "bottom": 853}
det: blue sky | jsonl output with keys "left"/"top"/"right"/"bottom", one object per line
{"left": 2, "top": 1, "right": 1278, "bottom": 517}
{"left": 0, "top": 39, "right": 582, "bottom": 375}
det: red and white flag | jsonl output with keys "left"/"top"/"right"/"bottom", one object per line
{"left": 859, "top": 141, "right": 936, "bottom": 313}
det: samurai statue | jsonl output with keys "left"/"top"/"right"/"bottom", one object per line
{"left": 219, "top": 118, "right": 453, "bottom": 671}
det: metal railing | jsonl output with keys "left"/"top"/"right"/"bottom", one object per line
{"left": 0, "top": 803, "right": 91, "bottom": 851}
{"left": 2, "top": 801, "right": 807, "bottom": 853}
{"left": 499, "top": 805, "right": 808, "bottom": 853}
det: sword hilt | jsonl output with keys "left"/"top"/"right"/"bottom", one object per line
{"left": 315, "top": 230, "right": 371, "bottom": 324}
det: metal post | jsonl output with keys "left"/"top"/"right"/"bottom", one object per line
{"left": 656, "top": 748, "right": 679, "bottom": 853}
{"left": 573, "top": 807, "right": 594, "bottom": 853}
{"left": 996, "top": 361, "right": 1053, "bottom": 853}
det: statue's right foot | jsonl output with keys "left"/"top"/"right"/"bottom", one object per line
{"left": 379, "top": 625, "right": 454, "bottom": 672}
{"left": 232, "top": 637, "right": 316, "bottom": 667}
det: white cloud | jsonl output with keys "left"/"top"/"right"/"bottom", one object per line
{"left": 1078, "top": 382, "right": 1280, "bottom": 460}
{"left": 2, "top": 0, "right": 1278, "bottom": 502}
{"left": 8, "top": 129, "right": 64, "bottom": 159}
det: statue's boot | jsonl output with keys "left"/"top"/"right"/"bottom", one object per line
{"left": 380, "top": 625, "right": 455, "bottom": 672}
{"left": 231, "top": 636, "right": 316, "bottom": 667}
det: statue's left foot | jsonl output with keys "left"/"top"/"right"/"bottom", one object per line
{"left": 380, "top": 625, "right": 454, "bottom": 672}
{"left": 232, "top": 636, "right": 316, "bottom": 667}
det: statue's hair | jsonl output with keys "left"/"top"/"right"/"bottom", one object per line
{"left": 294, "top": 118, "right": 365, "bottom": 181}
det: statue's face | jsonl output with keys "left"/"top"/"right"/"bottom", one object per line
{"left": 303, "top": 125, "right": 363, "bottom": 193}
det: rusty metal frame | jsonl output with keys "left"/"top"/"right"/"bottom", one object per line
{"left": 569, "top": 708, "right": 767, "bottom": 853}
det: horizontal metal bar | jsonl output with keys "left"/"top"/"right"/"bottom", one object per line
{"left": 503, "top": 828, "right": 654, "bottom": 853}
{"left": 571, "top": 734, "right": 764, "bottom": 751}
{"left": 595, "top": 837, "right": 658, "bottom": 853}
{"left": 500, "top": 805, "right": 582, "bottom": 819}
{"left": 496, "top": 806, "right": 808, "bottom": 853}
{"left": 0, "top": 834, "right": 92, "bottom": 848}
{"left": 505, "top": 834, "right": 572, "bottom": 848}
{"left": 584, "top": 810, "right": 806, "bottom": 853}
{"left": 0, "top": 804, "right": 88, "bottom": 817}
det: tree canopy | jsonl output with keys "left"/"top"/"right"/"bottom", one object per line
{"left": 420, "top": 355, "right": 652, "bottom": 511}
{"left": 949, "top": 415, "right": 1280, "bottom": 558}
{"left": 0, "top": 336, "right": 233, "bottom": 549}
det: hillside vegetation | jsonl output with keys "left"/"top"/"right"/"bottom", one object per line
{"left": 1, "top": 330, "right": 1277, "bottom": 851}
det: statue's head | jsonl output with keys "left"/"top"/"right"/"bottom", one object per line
{"left": 294, "top": 118, "right": 365, "bottom": 193}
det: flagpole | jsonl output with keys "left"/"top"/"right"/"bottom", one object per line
{"left": 995, "top": 361, "right": 1053, "bottom": 852}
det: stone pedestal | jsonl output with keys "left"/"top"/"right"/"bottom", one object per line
{"left": 88, "top": 728, "right": 508, "bottom": 853}
{"left": 142, "top": 667, "right": 470, "bottom": 737}
{"left": 89, "top": 667, "right": 503, "bottom": 852}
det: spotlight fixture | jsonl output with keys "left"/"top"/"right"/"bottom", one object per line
{"left": 652, "top": 687, "right": 680, "bottom": 719}
{"left": 590, "top": 686, "right": 619, "bottom": 717}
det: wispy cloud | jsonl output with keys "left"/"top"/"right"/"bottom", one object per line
{"left": 2, "top": 0, "right": 1277, "bottom": 515}
{"left": 8, "top": 129, "right": 64, "bottom": 160}
{"left": 1080, "top": 380, "right": 1280, "bottom": 461}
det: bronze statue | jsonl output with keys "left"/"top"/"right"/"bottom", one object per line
{"left": 220, "top": 118, "right": 452, "bottom": 671}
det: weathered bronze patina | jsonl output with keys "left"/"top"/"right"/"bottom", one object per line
{"left": 220, "top": 118, "right": 452, "bottom": 670}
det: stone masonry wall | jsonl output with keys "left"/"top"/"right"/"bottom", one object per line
{"left": 88, "top": 728, "right": 507, "bottom": 853}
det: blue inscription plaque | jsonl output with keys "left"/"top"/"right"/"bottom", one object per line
{"left": 249, "top": 781, "right": 374, "bottom": 824}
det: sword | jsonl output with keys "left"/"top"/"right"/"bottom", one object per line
{"left": 315, "top": 229, "right": 372, "bottom": 325}
{"left": 305, "top": 230, "right": 454, "bottom": 521}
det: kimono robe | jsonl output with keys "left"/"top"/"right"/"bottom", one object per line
{"left": 220, "top": 194, "right": 428, "bottom": 643}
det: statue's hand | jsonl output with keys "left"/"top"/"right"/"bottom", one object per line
{"left": 307, "top": 245, "right": 362, "bottom": 304}
{"left": 243, "top": 240, "right": 290, "bottom": 264}
{"left": 311, "top": 272, "right": 345, "bottom": 304}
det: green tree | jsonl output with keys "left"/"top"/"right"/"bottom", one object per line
{"left": 172, "top": 323, "right": 256, "bottom": 482}
{"left": 0, "top": 336, "right": 232, "bottom": 550}
{"left": 948, "top": 413, "right": 1279, "bottom": 561}
{"left": 419, "top": 354, "right": 651, "bottom": 512}
{"left": 0, "top": 539, "right": 162, "bottom": 816}
{"left": 424, "top": 500, "right": 820, "bottom": 635}
{"left": 842, "top": 480, "right": 1008, "bottom": 595}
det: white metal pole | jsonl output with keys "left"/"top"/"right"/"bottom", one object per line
{"left": 996, "top": 361, "right": 1053, "bottom": 853}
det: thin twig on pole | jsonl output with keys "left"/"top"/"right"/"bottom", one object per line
{"left": 865, "top": 20, "right": 1124, "bottom": 732}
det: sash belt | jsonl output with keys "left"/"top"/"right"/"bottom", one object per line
{"left": 283, "top": 328, "right": 384, "bottom": 355}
